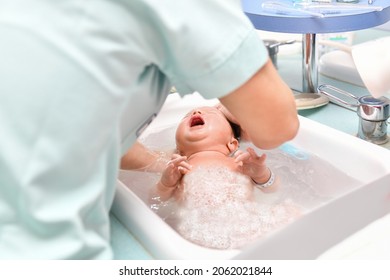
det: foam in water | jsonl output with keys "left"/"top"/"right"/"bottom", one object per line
{"left": 172, "top": 166, "right": 301, "bottom": 249}
{"left": 118, "top": 126, "right": 361, "bottom": 249}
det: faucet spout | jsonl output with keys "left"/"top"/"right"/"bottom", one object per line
{"left": 317, "top": 84, "right": 389, "bottom": 145}
{"left": 357, "top": 96, "right": 389, "bottom": 144}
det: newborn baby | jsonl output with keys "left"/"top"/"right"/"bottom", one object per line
{"left": 154, "top": 106, "right": 300, "bottom": 249}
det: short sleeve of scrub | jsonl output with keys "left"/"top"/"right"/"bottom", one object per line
{"left": 134, "top": 0, "right": 269, "bottom": 99}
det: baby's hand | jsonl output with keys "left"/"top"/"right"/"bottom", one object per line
{"left": 233, "top": 147, "right": 270, "bottom": 184}
{"left": 160, "top": 154, "right": 192, "bottom": 189}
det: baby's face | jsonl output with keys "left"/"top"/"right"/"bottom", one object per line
{"left": 175, "top": 106, "right": 235, "bottom": 154}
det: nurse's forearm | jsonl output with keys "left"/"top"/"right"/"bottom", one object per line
{"left": 219, "top": 59, "right": 299, "bottom": 150}
{"left": 120, "top": 141, "right": 168, "bottom": 172}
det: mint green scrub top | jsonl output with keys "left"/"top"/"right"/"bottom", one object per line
{"left": 0, "top": 0, "right": 268, "bottom": 259}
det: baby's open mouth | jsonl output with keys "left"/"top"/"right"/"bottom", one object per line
{"left": 190, "top": 116, "right": 205, "bottom": 127}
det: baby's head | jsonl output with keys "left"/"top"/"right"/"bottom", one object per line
{"left": 175, "top": 106, "right": 241, "bottom": 157}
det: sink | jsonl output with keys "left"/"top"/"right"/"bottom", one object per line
{"left": 112, "top": 92, "right": 390, "bottom": 259}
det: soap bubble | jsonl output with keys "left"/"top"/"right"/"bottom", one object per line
{"left": 119, "top": 126, "right": 361, "bottom": 249}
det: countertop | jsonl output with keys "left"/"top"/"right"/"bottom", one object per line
{"left": 110, "top": 28, "right": 390, "bottom": 260}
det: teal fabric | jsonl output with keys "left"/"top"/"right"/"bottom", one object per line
{"left": 110, "top": 213, "right": 152, "bottom": 260}
{"left": 0, "top": 0, "right": 267, "bottom": 259}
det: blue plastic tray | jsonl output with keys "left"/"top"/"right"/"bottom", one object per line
{"left": 242, "top": 0, "right": 390, "bottom": 33}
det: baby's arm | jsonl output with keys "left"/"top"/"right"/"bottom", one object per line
{"left": 234, "top": 147, "right": 277, "bottom": 192}
{"left": 156, "top": 154, "right": 192, "bottom": 201}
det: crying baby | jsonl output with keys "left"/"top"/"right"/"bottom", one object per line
{"left": 152, "top": 106, "right": 301, "bottom": 249}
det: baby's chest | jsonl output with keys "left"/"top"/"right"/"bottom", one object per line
{"left": 187, "top": 157, "right": 239, "bottom": 173}
{"left": 177, "top": 166, "right": 254, "bottom": 206}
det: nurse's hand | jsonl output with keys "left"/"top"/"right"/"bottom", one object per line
{"left": 215, "top": 103, "right": 251, "bottom": 142}
{"left": 219, "top": 60, "right": 299, "bottom": 150}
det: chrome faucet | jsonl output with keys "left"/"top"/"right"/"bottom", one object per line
{"left": 318, "top": 84, "right": 390, "bottom": 145}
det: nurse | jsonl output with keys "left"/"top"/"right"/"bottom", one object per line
{"left": 0, "top": 0, "right": 299, "bottom": 259}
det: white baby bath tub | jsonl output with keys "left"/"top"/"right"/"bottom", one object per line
{"left": 111, "top": 93, "right": 390, "bottom": 259}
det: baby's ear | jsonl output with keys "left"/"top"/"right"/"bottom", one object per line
{"left": 227, "top": 137, "right": 239, "bottom": 153}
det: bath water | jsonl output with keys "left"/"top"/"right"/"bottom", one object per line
{"left": 118, "top": 126, "right": 362, "bottom": 249}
